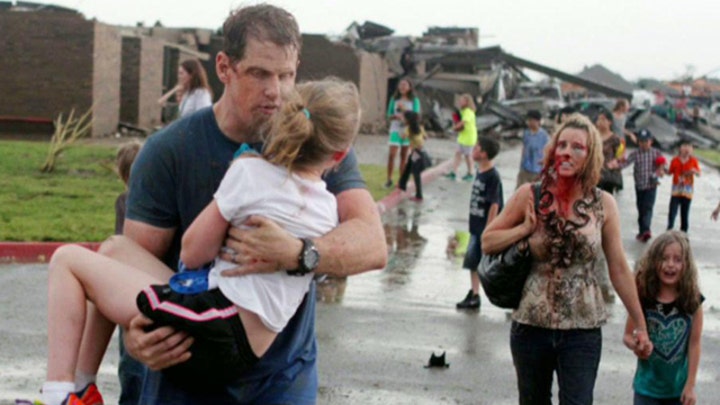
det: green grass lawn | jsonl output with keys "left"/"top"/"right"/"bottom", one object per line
{"left": 694, "top": 148, "right": 720, "bottom": 168}
{"left": 0, "top": 140, "right": 391, "bottom": 242}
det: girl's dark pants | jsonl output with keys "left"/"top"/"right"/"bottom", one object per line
{"left": 398, "top": 154, "right": 423, "bottom": 199}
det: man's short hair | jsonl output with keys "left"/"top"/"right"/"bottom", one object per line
{"left": 222, "top": 4, "right": 302, "bottom": 62}
{"left": 526, "top": 110, "right": 542, "bottom": 121}
{"left": 478, "top": 137, "right": 500, "bottom": 160}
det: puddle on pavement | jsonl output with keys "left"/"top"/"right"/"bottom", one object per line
{"left": 317, "top": 193, "right": 720, "bottom": 339}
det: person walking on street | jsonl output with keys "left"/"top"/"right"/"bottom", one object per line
{"left": 445, "top": 93, "right": 477, "bottom": 181}
{"left": 398, "top": 111, "right": 430, "bottom": 202}
{"left": 596, "top": 109, "right": 623, "bottom": 194}
{"left": 483, "top": 113, "right": 651, "bottom": 405}
{"left": 515, "top": 110, "right": 549, "bottom": 189}
{"left": 39, "top": 79, "right": 362, "bottom": 405}
{"left": 666, "top": 140, "right": 701, "bottom": 234}
{"left": 624, "top": 231, "right": 704, "bottom": 405}
{"left": 98, "top": 5, "right": 386, "bottom": 404}
{"left": 455, "top": 137, "right": 503, "bottom": 309}
{"left": 616, "top": 129, "right": 666, "bottom": 243}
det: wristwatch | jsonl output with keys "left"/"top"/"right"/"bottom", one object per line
{"left": 286, "top": 238, "right": 320, "bottom": 276}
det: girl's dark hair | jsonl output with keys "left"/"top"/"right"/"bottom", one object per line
{"left": 263, "top": 78, "right": 361, "bottom": 172}
{"left": 635, "top": 230, "right": 702, "bottom": 314}
{"left": 403, "top": 111, "right": 421, "bottom": 135}
{"left": 393, "top": 78, "right": 415, "bottom": 100}
{"left": 180, "top": 59, "right": 212, "bottom": 97}
{"left": 596, "top": 108, "right": 613, "bottom": 123}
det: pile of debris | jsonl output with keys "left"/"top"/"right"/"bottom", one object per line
{"left": 339, "top": 20, "right": 720, "bottom": 150}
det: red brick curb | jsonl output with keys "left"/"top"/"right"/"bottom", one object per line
{"left": 0, "top": 159, "right": 455, "bottom": 264}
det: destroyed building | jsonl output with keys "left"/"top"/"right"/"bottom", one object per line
{"left": 0, "top": 4, "right": 121, "bottom": 136}
{"left": 2, "top": 2, "right": 717, "bottom": 151}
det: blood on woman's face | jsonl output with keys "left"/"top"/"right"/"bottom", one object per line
{"left": 553, "top": 128, "right": 589, "bottom": 178}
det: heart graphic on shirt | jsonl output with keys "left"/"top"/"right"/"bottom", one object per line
{"left": 646, "top": 313, "right": 690, "bottom": 363}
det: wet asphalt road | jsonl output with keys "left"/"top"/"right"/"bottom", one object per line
{"left": 1, "top": 136, "right": 720, "bottom": 404}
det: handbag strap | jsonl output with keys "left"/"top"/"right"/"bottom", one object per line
{"left": 532, "top": 182, "right": 541, "bottom": 212}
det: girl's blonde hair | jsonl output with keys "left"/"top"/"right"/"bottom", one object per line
{"left": 263, "top": 78, "right": 361, "bottom": 171}
{"left": 635, "top": 230, "right": 702, "bottom": 314}
{"left": 116, "top": 140, "right": 142, "bottom": 185}
{"left": 541, "top": 113, "right": 603, "bottom": 193}
{"left": 458, "top": 93, "right": 476, "bottom": 112}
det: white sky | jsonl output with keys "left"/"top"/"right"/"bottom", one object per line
{"left": 41, "top": 0, "right": 720, "bottom": 81}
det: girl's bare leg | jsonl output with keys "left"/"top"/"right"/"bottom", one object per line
{"left": 451, "top": 151, "right": 462, "bottom": 174}
{"left": 75, "top": 236, "right": 175, "bottom": 375}
{"left": 465, "top": 155, "right": 474, "bottom": 175}
{"left": 47, "top": 244, "right": 173, "bottom": 382}
{"left": 387, "top": 144, "right": 399, "bottom": 183}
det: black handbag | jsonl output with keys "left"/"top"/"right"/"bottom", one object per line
{"left": 478, "top": 183, "right": 540, "bottom": 309}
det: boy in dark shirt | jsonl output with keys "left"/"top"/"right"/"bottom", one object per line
{"left": 456, "top": 137, "right": 504, "bottom": 309}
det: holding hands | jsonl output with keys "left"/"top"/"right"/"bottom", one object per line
{"left": 630, "top": 328, "right": 654, "bottom": 360}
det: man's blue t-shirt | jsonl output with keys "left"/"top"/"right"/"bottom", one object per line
{"left": 125, "top": 107, "right": 365, "bottom": 404}
{"left": 519, "top": 128, "right": 549, "bottom": 174}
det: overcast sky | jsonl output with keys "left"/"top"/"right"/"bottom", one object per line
{"left": 42, "top": 0, "right": 720, "bottom": 81}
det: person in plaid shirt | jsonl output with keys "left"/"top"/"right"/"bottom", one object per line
{"left": 616, "top": 129, "right": 666, "bottom": 242}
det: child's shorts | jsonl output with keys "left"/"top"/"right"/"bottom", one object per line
{"left": 462, "top": 233, "right": 482, "bottom": 271}
{"left": 136, "top": 284, "right": 259, "bottom": 387}
{"left": 389, "top": 131, "right": 410, "bottom": 146}
{"left": 456, "top": 144, "right": 474, "bottom": 156}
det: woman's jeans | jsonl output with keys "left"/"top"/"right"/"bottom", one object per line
{"left": 510, "top": 322, "right": 602, "bottom": 405}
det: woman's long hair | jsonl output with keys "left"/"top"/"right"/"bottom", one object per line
{"left": 180, "top": 59, "right": 212, "bottom": 97}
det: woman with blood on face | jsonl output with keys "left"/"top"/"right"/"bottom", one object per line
{"left": 481, "top": 113, "right": 651, "bottom": 404}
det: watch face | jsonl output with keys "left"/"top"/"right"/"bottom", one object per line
{"left": 303, "top": 247, "right": 320, "bottom": 270}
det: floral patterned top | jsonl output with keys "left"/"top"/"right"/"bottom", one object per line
{"left": 512, "top": 187, "right": 607, "bottom": 329}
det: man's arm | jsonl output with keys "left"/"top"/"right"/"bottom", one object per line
{"left": 120, "top": 219, "right": 194, "bottom": 370}
{"left": 314, "top": 188, "right": 387, "bottom": 276}
{"left": 221, "top": 188, "right": 387, "bottom": 277}
{"left": 123, "top": 219, "right": 176, "bottom": 259}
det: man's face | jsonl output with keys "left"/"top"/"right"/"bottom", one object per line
{"left": 220, "top": 38, "right": 298, "bottom": 135}
{"left": 639, "top": 139, "right": 652, "bottom": 150}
